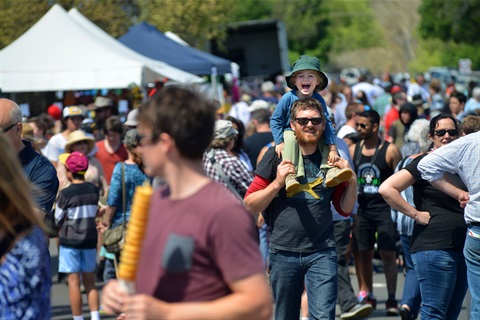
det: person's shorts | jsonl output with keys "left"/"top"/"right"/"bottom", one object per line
{"left": 59, "top": 246, "right": 96, "bottom": 273}
{"left": 354, "top": 210, "right": 396, "bottom": 251}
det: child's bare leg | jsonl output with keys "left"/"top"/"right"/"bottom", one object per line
{"left": 82, "top": 272, "right": 99, "bottom": 311}
{"left": 68, "top": 273, "right": 83, "bottom": 316}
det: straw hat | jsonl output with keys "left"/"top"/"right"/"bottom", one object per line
{"left": 64, "top": 130, "right": 95, "bottom": 154}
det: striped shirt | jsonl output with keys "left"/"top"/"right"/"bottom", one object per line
{"left": 418, "top": 131, "right": 480, "bottom": 224}
{"left": 391, "top": 157, "right": 415, "bottom": 236}
{"left": 56, "top": 182, "right": 99, "bottom": 249}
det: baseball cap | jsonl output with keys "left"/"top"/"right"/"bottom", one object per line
{"left": 59, "top": 151, "right": 89, "bottom": 175}
{"left": 63, "top": 106, "right": 84, "bottom": 119}
{"left": 213, "top": 120, "right": 238, "bottom": 139}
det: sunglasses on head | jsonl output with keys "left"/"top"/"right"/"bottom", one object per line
{"left": 434, "top": 129, "right": 458, "bottom": 137}
{"left": 2, "top": 122, "right": 18, "bottom": 133}
{"left": 294, "top": 117, "right": 323, "bottom": 126}
{"left": 356, "top": 123, "right": 368, "bottom": 129}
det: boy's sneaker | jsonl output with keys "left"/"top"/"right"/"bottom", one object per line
{"left": 285, "top": 173, "right": 300, "bottom": 192}
{"left": 325, "top": 167, "right": 353, "bottom": 187}
{"left": 386, "top": 299, "right": 399, "bottom": 316}
{"left": 340, "top": 303, "right": 373, "bottom": 319}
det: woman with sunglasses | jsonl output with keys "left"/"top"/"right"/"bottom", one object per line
{"left": 380, "top": 113, "right": 467, "bottom": 320}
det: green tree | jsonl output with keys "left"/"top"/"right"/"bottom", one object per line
{"left": 138, "top": 0, "right": 235, "bottom": 51}
{"left": 55, "top": 0, "right": 139, "bottom": 38}
{"left": 0, "top": 0, "right": 139, "bottom": 50}
{"left": 270, "top": 0, "right": 332, "bottom": 64}
{"left": 0, "top": 0, "right": 49, "bottom": 49}
{"left": 230, "top": 0, "right": 274, "bottom": 22}
{"left": 419, "top": 0, "right": 480, "bottom": 44}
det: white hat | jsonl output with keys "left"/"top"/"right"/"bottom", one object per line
{"left": 124, "top": 109, "right": 139, "bottom": 127}
{"left": 213, "top": 120, "right": 238, "bottom": 139}
{"left": 94, "top": 96, "right": 113, "bottom": 108}
{"left": 247, "top": 99, "right": 270, "bottom": 113}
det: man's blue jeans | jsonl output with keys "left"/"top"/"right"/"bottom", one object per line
{"left": 412, "top": 249, "right": 468, "bottom": 320}
{"left": 464, "top": 226, "right": 480, "bottom": 320}
{"left": 269, "top": 247, "right": 337, "bottom": 320}
{"left": 400, "top": 235, "right": 421, "bottom": 318}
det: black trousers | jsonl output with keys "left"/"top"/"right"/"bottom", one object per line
{"left": 334, "top": 219, "right": 359, "bottom": 313}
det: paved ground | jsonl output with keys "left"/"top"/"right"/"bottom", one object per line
{"left": 50, "top": 239, "right": 469, "bottom": 319}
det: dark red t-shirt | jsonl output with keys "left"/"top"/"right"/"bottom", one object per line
{"left": 95, "top": 140, "right": 128, "bottom": 185}
{"left": 135, "top": 182, "right": 264, "bottom": 302}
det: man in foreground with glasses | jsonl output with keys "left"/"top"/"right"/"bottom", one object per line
{"left": 418, "top": 118, "right": 480, "bottom": 320}
{"left": 245, "top": 98, "right": 358, "bottom": 319}
{"left": 101, "top": 86, "right": 272, "bottom": 319}
{"left": 0, "top": 98, "right": 59, "bottom": 217}
{"left": 349, "top": 109, "right": 402, "bottom": 315}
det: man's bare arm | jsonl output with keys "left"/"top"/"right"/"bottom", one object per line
{"left": 244, "top": 160, "right": 295, "bottom": 214}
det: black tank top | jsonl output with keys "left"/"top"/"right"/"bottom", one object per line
{"left": 353, "top": 140, "right": 393, "bottom": 213}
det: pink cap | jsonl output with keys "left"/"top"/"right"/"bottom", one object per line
{"left": 59, "top": 151, "right": 89, "bottom": 175}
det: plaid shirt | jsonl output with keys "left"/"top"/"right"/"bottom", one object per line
{"left": 203, "top": 149, "right": 253, "bottom": 198}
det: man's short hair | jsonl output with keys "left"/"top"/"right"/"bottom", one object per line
{"left": 290, "top": 98, "right": 324, "bottom": 121}
{"left": 450, "top": 92, "right": 467, "bottom": 105}
{"left": 345, "top": 102, "right": 362, "bottom": 120}
{"left": 104, "top": 116, "right": 124, "bottom": 135}
{"left": 250, "top": 108, "right": 270, "bottom": 124}
{"left": 138, "top": 86, "right": 216, "bottom": 160}
{"left": 462, "top": 115, "right": 480, "bottom": 135}
{"left": 357, "top": 109, "right": 380, "bottom": 125}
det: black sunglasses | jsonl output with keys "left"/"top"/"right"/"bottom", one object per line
{"left": 295, "top": 117, "right": 323, "bottom": 126}
{"left": 434, "top": 129, "right": 458, "bottom": 137}
{"left": 356, "top": 123, "right": 368, "bottom": 129}
{"left": 2, "top": 122, "right": 19, "bottom": 133}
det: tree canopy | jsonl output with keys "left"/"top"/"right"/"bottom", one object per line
{"left": 419, "top": 0, "right": 480, "bottom": 45}
{"left": 1, "top": 0, "right": 480, "bottom": 74}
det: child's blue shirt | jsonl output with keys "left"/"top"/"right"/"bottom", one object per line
{"left": 270, "top": 90, "right": 336, "bottom": 146}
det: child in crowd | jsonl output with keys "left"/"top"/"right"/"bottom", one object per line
{"left": 55, "top": 152, "right": 100, "bottom": 320}
{"left": 270, "top": 55, "right": 353, "bottom": 191}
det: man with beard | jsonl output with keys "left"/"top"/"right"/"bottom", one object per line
{"left": 349, "top": 110, "right": 402, "bottom": 316}
{"left": 245, "top": 98, "right": 358, "bottom": 320}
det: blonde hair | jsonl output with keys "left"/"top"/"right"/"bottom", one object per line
{"left": 0, "top": 133, "right": 43, "bottom": 237}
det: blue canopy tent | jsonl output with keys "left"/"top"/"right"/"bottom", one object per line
{"left": 118, "top": 22, "right": 232, "bottom": 76}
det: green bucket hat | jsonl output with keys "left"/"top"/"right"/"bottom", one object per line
{"left": 285, "top": 55, "right": 329, "bottom": 91}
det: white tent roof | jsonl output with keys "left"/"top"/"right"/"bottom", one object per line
{"left": 67, "top": 8, "right": 202, "bottom": 85}
{"left": 0, "top": 4, "right": 202, "bottom": 92}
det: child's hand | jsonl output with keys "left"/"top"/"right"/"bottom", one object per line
{"left": 275, "top": 142, "right": 284, "bottom": 158}
{"left": 327, "top": 150, "right": 340, "bottom": 166}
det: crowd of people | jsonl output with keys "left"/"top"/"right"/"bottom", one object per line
{"left": 1, "top": 55, "right": 480, "bottom": 320}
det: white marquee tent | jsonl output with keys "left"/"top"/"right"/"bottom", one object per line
{"left": 0, "top": 4, "right": 202, "bottom": 93}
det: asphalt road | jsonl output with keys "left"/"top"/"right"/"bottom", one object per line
{"left": 49, "top": 239, "right": 469, "bottom": 319}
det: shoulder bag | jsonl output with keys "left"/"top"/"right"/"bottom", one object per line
{"left": 102, "top": 163, "right": 127, "bottom": 254}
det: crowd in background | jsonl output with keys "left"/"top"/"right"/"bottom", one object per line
{"left": 2, "top": 66, "right": 480, "bottom": 319}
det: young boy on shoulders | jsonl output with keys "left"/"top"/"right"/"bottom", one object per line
{"left": 271, "top": 55, "right": 353, "bottom": 191}
{"left": 56, "top": 152, "right": 100, "bottom": 320}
